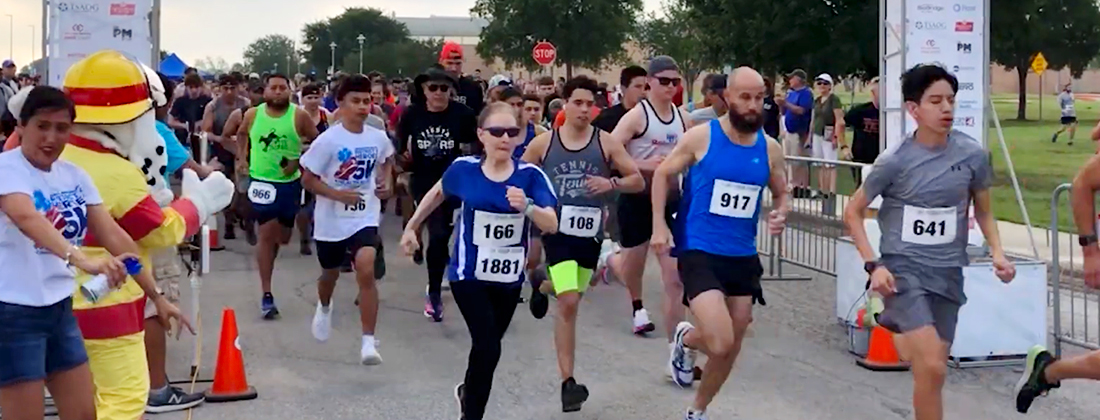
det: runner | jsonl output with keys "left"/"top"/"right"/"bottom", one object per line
{"left": 606, "top": 56, "right": 693, "bottom": 338}
{"left": 399, "top": 102, "right": 558, "bottom": 420}
{"left": 236, "top": 73, "right": 320, "bottom": 319}
{"left": 842, "top": 64, "right": 1015, "bottom": 420}
{"left": 653, "top": 68, "right": 788, "bottom": 419}
{"left": 1052, "top": 83, "right": 1077, "bottom": 145}
{"left": 202, "top": 74, "right": 251, "bottom": 241}
{"left": 396, "top": 66, "right": 478, "bottom": 322}
{"left": 223, "top": 83, "right": 266, "bottom": 246}
{"left": 439, "top": 42, "right": 485, "bottom": 114}
{"left": 297, "top": 82, "right": 333, "bottom": 256}
{"left": 521, "top": 77, "right": 643, "bottom": 412}
{"left": 1015, "top": 144, "right": 1100, "bottom": 412}
{"left": 301, "top": 75, "right": 393, "bottom": 364}
{"left": 517, "top": 94, "right": 548, "bottom": 158}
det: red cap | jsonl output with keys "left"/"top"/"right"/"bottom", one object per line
{"left": 440, "top": 42, "right": 463, "bottom": 61}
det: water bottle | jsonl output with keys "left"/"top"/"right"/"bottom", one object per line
{"left": 80, "top": 257, "right": 143, "bottom": 303}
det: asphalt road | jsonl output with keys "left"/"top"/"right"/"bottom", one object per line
{"left": 155, "top": 216, "right": 1100, "bottom": 420}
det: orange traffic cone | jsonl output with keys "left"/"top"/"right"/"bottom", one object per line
{"left": 856, "top": 325, "right": 911, "bottom": 372}
{"left": 208, "top": 216, "right": 224, "bottom": 251}
{"left": 205, "top": 308, "right": 258, "bottom": 402}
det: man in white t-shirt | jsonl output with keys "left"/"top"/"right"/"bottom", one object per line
{"left": 300, "top": 75, "right": 394, "bottom": 365}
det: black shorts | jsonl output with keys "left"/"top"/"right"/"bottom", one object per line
{"left": 1062, "top": 116, "right": 1078, "bottom": 125}
{"left": 542, "top": 233, "right": 601, "bottom": 269}
{"left": 616, "top": 192, "right": 679, "bottom": 249}
{"left": 678, "top": 250, "right": 764, "bottom": 306}
{"left": 316, "top": 227, "right": 380, "bottom": 270}
{"left": 249, "top": 178, "right": 302, "bottom": 228}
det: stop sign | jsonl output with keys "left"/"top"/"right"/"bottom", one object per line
{"left": 532, "top": 41, "right": 557, "bottom": 66}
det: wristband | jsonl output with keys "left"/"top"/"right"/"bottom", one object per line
{"left": 609, "top": 177, "right": 619, "bottom": 190}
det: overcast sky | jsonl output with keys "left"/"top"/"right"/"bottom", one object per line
{"left": 2, "top": 0, "right": 662, "bottom": 69}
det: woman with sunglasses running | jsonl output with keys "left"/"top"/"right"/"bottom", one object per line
{"left": 400, "top": 102, "right": 557, "bottom": 420}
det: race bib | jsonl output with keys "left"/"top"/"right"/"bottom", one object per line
{"left": 901, "top": 205, "right": 957, "bottom": 245}
{"left": 336, "top": 198, "right": 368, "bottom": 218}
{"left": 473, "top": 211, "right": 524, "bottom": 247}
{"left": 559, "top": 205, "right": 601, "bottom": 238}
{"left": 474, "top": 246, "right": 526, "bottom": 283}
{"left": 248, "top": 182, "right": 276, "bottom": 205}
{"left": 709, "top": 180, "right": 760, "bottom": 219}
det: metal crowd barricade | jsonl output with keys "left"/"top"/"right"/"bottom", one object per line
{"left": 1049, "top": 183, "right": 1100, "bottom": 356}
{"left": 756, "top": 156, "right": 870, "bottom": 280}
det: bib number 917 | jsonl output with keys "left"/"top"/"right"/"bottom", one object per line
{"left": 709, "top": 180, "right": 760, "bottom": 219}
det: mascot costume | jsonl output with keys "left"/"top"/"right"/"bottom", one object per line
{"left": 58, "top": 50, "right": 234, "bottom": 419}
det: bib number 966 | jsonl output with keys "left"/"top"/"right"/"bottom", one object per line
{"left": 248, "top": 182, "right": 277, "bottom": 205}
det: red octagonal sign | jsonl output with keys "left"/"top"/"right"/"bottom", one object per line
{"left": 532, "top": 41, "right": 557, "bottom": 66}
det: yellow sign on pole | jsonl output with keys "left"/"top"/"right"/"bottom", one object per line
{"left": 1031, "top": 52, "right": 1048, "bottom": 75}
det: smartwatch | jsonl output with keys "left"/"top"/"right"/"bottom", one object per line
{"left": 864, "top": 260, "right": 881, "bottom": 275}
{"left": 523, "top": 198, "right": 536, "bottom": 217}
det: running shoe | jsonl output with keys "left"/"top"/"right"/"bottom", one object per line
{"left": 223, "top": 225, "right": 236, "bottom": 240}
{"left": 633, "top": 308, "right": 656, "bottom": 335}
{"left": 145, "top": 386, "right": 205, "bottom": 413}
{"left": 1015, "top": 345, "right": 1060, "bottom": 413}
{"left": 669, "top": 322, "right": 696, "bottom": 388}
{"left": 424, "top": 289, "right": 444, "bottom": 322}
{"left": 684, "top": 408, "right": 707, "bottom": 420}
{"left": 529, "top": 266, "right": 549, "bottom": 319}
{"left": 261, "top": 293, "right": 279, "bottom": 320}
{"left": 311, "top": 302, "right": 332, "bottom": 342}
{"left": 561, "top": 377, "right": 589, "bottom": 413}
{"left": 360, "top": 336, "right": 382, "bottom": 365}
{"left": 454, "top": 382, "right": 466, "bottom": 420}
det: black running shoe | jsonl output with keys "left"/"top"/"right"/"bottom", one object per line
{"left": 145, "top": 386, "right": 205, "bottom": 413}
{"left": 529, "top": 267, "right": 549, "bottom": 319}
{"left": 561, "top": 377, "right": 589, "bottom": 413}
{"left": 1015, "top": 345, "right": 1060, "bottom": 413}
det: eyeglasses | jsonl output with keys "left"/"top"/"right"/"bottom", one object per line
{"left": 484, "top": 126, "right": 521, "bottom": 137}
{"left": 427, "top": 84, "right": 450, "bottom": 93}
{"left": 656, "top": 77, "right": 682, "bottom": 87}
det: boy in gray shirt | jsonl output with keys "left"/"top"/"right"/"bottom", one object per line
{"left": 842, "top": 64, "right": 1016, "bottom": 420}
{"left": 1052, "top": 84, "right": 1077, "bottom": 145}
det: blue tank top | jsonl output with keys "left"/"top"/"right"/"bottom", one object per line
{"left": 680, "top": 119, "right": 770, "bottom": 257}
{"left": 513, "top": 123, "right": 537, "bottom": 159}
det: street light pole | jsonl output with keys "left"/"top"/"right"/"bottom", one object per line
{"left": 329, "top": 42, "right": 337, "bottom": 76}
{"left": 356, "top": 34, "right": 365, "bottom": 74}
{"left": 28, "top": 25, "right": 34, "bottom": 64}
{"left": 5, "top": 15, "right": 13, "bottom": 61}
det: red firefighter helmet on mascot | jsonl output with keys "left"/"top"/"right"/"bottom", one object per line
{"left": 62, "top": 50, "right": 153, "bottom": 125}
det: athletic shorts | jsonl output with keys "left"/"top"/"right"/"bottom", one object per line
{"left": 678, "top": 250, "right": 764, "bottom": 306}
{"left": 616, "top": 192, "right": 679, "bottom": 249}
{"left": 248, "top": 178, "right": 302, "bottom": 228}
{"left": 784, "top": 131, "right": 810, "bottom": 158}
{"left": 877, "top": 255, "right": 965, "bottom": 343}
{"left": 316, "top": 226, "right": 380, "bottom": 270}
{"left": 811, "top": 134, "right": 838, "bottom": 163}
{"left": 145, "top": 247, "right": 183, "bottom": 319}
{"left": 543, "top": 233, "right": 601, "bottom": 294}
{"left": 0, "top": 298, "right": 89, "bottom": 386}
{"left": 1061, "top": 116, "right": 1078, "bottom": 125}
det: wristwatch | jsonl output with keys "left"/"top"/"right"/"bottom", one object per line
{"left": 1080, "top": 234, "right": 1098, "bottom": 247}
{"left": 863, "top": 260, "right": 880, "bottom": 275}
{"left": 523, "top": 198, "right": 536, "bottom": 217}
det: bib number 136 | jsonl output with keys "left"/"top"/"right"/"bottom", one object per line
{"left": 901, "top": 205, "right": 957, "bottom": 245}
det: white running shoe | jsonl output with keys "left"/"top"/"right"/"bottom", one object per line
{"left": 311, "top": 302, "right": 332, "bottom": 342}
{"left": 361, "top": 336, "right": 383, "bottom": 366}
{"left": 685, "top": 408, "right": 707, "bottom": 420}
{"left": 670, "top": 322, "right": 696, "bottom": 387}
{"left": 633, "top": 308, "right": 656, "bottom": 335}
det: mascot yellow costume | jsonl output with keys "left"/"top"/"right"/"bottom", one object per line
{"left": 60, "top": 50, "right": 234, "bottom": 419}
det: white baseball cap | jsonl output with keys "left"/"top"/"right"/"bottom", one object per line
{"left": 815, "top": 73, "right": 834, "bottom": 84}
{"left": 488, "top": 74, "right": 512, "bottom": 87}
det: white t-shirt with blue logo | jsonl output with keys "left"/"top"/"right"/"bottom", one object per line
{"left": 0, "top": 148, "right": 102, "bottom": 307}
{"left": 300, "top": 123, "right": 394, "bottom": 242}
{"left": 443, "top": 156, "right": 557, "bottom": 284}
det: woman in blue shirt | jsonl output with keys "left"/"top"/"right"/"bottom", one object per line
{"left": 400, "top": 102, "right": 557, "bottom": 420}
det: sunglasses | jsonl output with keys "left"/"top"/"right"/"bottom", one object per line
{"left": 483, "top": 126, "right": 521, "bottom": 138}
{"left": 656, "top": 77, "right": 682, "bottom": 87}
{"left": 816, "top": 81, "right": 831, "bottom": 86}
{"left": 426, "top": 84, "right": 451, "bottom": 93}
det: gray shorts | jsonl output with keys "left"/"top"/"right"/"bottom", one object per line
{"left": 877, "top": 255, "right": 965, "bottom": 343}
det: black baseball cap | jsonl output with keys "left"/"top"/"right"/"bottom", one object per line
{"left": 704, "top": 74, "right": 727, "bottom": 93}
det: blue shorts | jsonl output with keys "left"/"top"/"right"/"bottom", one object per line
{"left": 0, "top": 298, "right": 89, "bottom": 386}
{"left": 248, "top": 178, "right": 302, "bottom": 228}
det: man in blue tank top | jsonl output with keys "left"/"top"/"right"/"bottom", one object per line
{"left": 650, "top": 67, "right": 790, "bottom": 420}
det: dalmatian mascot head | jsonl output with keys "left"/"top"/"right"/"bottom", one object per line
{"left": 62, "top": 50, "right": 171, "bottom": 202}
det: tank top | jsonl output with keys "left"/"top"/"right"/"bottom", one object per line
{"left": 512, "top": 122, "right": 537, "bottom": 159}
{"left": 681, "top": 120, "right": 770, "bottom": 257}
{"left": 542, "top": 127, "right": 610, "bottom": 239}
{"left": 212, "top": 96, "right": 250, "bottom": 136}
{"left": 627, "top": 98, "right": 685, "bottom": 160}
{"left": 248, "top": 103, "right": 302, "bottom": 182}
{"left": 314, "top": 109, "right": 330, "bottom": 133}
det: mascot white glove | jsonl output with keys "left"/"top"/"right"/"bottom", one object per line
{"left": 152, "top": 187, "right": 175, "bottom": 207}
{"left": 181, "top": 168, "right": 234, "bottom": 224}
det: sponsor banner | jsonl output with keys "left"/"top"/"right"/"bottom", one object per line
{"left": 47, "top": 1, "right": 152, "bottom": 86}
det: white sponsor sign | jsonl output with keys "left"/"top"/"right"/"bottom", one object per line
{"left": 47, "top": 1, "right": 153, "bottom": 86}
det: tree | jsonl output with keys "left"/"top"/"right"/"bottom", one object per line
{"left": 636, "top": 1, "right": 720, "bottom": 97}
{"left": 472, "top": 0, "right": 643, "bottom": 78}
{"left": 243, "top": 34, "right": 301, "bottom": 74}
{"left": 193, "top": 56, "right": 230, "bottom": 74}
{"left": 991, "top": 0, "right": 1100, "bottom": 119}
{"left": 682, "top": 0, "right": 876, "bottom": 80}
{"left": 301, "top": 7, "right": 433, "bottom": 76}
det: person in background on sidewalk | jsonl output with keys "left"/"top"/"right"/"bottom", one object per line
{"left": 1052, "top": 83, "right": 1077, "bottom": 146}
{"left": 776, "top": 69, "right": 813, "bottom": 199}
{"left": 1015, "top": 147, "right": 1100, "bottom": 413}
{"left": 844, "top": 77, "right": 880, "bottom": 187}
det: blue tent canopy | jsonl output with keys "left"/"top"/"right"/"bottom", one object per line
{"left": 159, "top": 53, "right": 188, "bottom": 79}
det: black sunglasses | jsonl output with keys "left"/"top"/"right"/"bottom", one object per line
{"left": 484, "top": 126, "right": 521, "bottom": 137}
{"left": 656, "top": 77, "right": 682, "bottom": 87}
{"left": 426, "top": 84, "right": 451, "bottom": 93}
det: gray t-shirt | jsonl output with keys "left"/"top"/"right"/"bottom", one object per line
{"left": 863, "top": 129, "right": 992, "bottom": 268}
{"left": 690, "top": 106, "right": 718, "bottom": 124}
{"left": 1058, "top": 91, "right": 1076, "bottom": 117}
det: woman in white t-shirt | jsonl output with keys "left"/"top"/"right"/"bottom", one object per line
{"left": 0, "top": 86, "right": 140, "bottom": 420}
